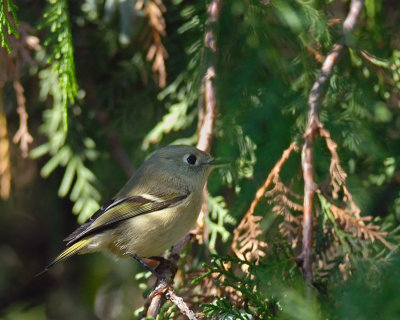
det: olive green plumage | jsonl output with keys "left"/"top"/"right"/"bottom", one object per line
{"left": 45, "top": 145, "right": 215, "bottom": 271}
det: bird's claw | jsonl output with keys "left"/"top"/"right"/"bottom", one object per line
{"left": 149, "top": 279, "right": 172, "bottom": 299}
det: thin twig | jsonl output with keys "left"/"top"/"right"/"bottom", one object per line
{"left": 0, "top": 23, "right": 38, "bottom": 159}
{"left": 166, "top": 289, "right": 198, "bottom": 320}
{"left": 147, "top": 292, "right": 163, "bottom": 316}
{"left": 145, "top": 234, "right": 194, "bottom": 317}
{"left": 12, "top": 80, "right": 33, "bottom": 158}
{"left": 299, "top": 0, "right": 364, "bottom": 285}
{"left": 147, "top": 280, "right": 198, "bottom": 320}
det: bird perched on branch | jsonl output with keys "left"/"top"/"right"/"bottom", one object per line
{"left": 42, "top": 145, "right": 217, "bottom": 273}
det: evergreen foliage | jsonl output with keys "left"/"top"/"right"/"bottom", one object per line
{"left": 41, "top": 0, "right": 78, "bottom": 129}
{"left": 0, "top": 0, "right": 18, "bottom": 53}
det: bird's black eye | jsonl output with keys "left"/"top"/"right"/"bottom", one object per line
{"left": 186, "top": 154, "right": 197, "bottom": 165}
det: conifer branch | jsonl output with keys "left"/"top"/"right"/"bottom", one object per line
{"left": 42, "top": 0, "right": 78, "bottom": 130}
{"left": 0, "top": 0, "right": 19, "bottom": 53}
{"left": 299, "top": 0, "right": 364, "bottom": 285}
{"left": 329, "top": 204, "right": 392, "bottom": 249}
{"left": 232, "top": 142, "right": 298, "bottom": 263}
{"left": 137, "top": 0, "right": 168, "bottom": 88}
{"left": 317, "top": 127, "right": 393, "bottom": 251}
{"left": 266, "top": 178, "right": 303, "bottom": 250}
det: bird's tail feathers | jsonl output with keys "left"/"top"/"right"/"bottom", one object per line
{"left": 36, "top": 238, "right": 91, "bottom": 276}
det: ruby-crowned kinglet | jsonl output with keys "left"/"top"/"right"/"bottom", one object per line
{"left": 44, "top": 145, "right": 215, "bottom": 271}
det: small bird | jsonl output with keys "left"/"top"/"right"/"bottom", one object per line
{"left": 43, "top": 145, "right": 216, "bottom": 272}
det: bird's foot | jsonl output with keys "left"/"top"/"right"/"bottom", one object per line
{"left": 131, "top": 254, "right": 177, "bottom": 285}
{"left": 149, "top": 278, "right": 172, "bottom": 299}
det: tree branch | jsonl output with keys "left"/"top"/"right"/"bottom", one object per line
{"left": 299, "top": 0, "right": 364, "bottom": 285}
{"left": 196, "top": 0, "right": 221, "bottom": 153}
{"left": 143, "top": 1, "right": 222, "bottom": 317}
{"left": 195, "top": 0, "right": 222, "bottom": 247}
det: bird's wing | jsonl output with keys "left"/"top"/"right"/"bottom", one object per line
{"left": 64, "top": 192, "right": 189, "bottom": 246}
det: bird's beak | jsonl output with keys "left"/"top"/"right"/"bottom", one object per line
{"left": 205, "top": 158, "right": 229, "bottom": 167}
